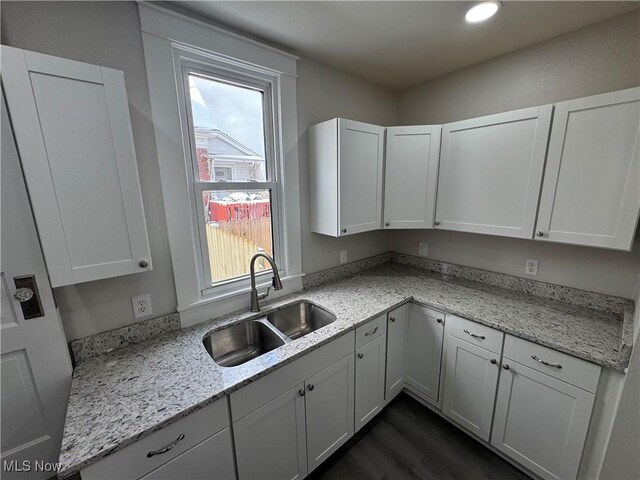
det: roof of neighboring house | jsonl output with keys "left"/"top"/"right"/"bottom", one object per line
{"left": 195, "top": 127, "right": 263, "bottom": 162}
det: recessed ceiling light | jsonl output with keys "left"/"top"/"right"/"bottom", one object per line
{"left": 465, "top": 1, "right": 501, "bottom": 23}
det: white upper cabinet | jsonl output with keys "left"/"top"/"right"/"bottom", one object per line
{"left": 1, "top": 46, "right": 151, "bottom": 287}
{"left": 536, "top": 88, "right": 640, "bottom": 250}
{"left": 309, "top": 118, "right": 385, "bottom": 237}
{"left": 435, "top": 106, "right": 552, "bottom": 238}
{"left": 383, "top": 126, "right": 441, "bottom": 229}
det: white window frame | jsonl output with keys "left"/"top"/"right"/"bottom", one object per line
{"left": 178, "top": 59, "right": 283, "bottom": 295}
{"left": 139, "top": 3, "right": 303, "bottom": 327}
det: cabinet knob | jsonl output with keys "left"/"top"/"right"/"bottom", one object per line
{"left": 390, "top": 317, "right": 396, "bottom": 323}
{"left": 341, "top": 228, "right": 347, "bottom": 234}
{"left": 536, "top": 231, "right": 544, "bottom": 237}
{"left": 385, "top": 222, "right": 390, "bottom": 227}
{"left": 434, "top": 221, "right": 440, "bottom": 226}
{"left": 436, "top": 318, "right": 443, "bottom": 324}
{"left": 502, "top": 364, "right": 510, "bottom": 370}
{"left": 298, "top": 389, "right": 305, "bottom": 397}
{"left": 307, "top": 384, "right": 314, "bottom": 391}
{"left": 490, "top": 358, "right": 497, "bottom": 365}
{"left": 139, "top": 259, "right": 149, "bottom": 268}
{"left": 357, "top": 353, "right": 364, "bottom": 359}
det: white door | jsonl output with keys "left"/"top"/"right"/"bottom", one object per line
{"left": 1, "top": 45, "right": 152, "bottom": 287}
{"left": 435, "top": 106, "right": 552, "bottom": 238}
{"left": 385, "top": 304, "right": 409, "bottom": 402}
{"left": 305, "top": 354, "right": 355, "bottom": 472}
{"left": 141, "top": 428, "right": 235, "bottom": 480}
{"left": 234, "top": 383, "right": 307, "bottom": 480}
{"left": 404, "top": 304, "right": 444, "bottom": 405}
{"left": 1, "top": 94, "right": 73, "bottom": 479}
{"left": 338, "top": 119, "right": 385, "bottom": 235}
{"left": 491, "top": 360, "right": 596, "bottom": 480}
{"left": 383, "top": 125, "right": 441, "bottom": 229}
{"left": 354, "top": 335, "right": 386, "bottom": 432}
{"left": 442, "top": 336, "right": 500, "bottom": 441}
{"left": 536, "top": 87, "right": 640, "bottom": 250}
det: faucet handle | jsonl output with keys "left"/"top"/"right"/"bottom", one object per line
{"left": 258, "top": 286, "right": 271, "bottom": 300}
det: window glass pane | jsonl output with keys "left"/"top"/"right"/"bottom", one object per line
{"left": 189, "top": 74, "right": 267, "bottom": 182}
{"left": 203, "top": 189, "right": 273, "bottom": 283}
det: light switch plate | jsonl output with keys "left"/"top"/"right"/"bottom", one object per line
{"left": 419, "top": 242, "right": 429, "bottom": 257}
{"left": 132, "top": 294, "right": 152, "bottom": 319}
{"left": 525, "top": 259, "right": 539, "bottom": 276}
{"left": 340, "top": 250, "right": 348, "bottom": 264}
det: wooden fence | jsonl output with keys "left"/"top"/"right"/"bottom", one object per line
{"left": 206, "top": 218, "right": 272, "bottom": 282}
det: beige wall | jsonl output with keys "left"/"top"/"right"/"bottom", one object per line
{"left": 393, "top": 11, "right": 640, "bottom": 299}
{"left": 1, "top": 1, "right": 395, "bottom": 340}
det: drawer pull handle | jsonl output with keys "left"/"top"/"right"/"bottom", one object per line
{"left": 463, "top": 328, "right": 485, "bottom": 340}
{"left": 147, "top": 434, "right": 185, "bottom": 458}
{"left": 365, "top": 327, "right": 378, "bottom": 336}
{"left": 531, "top": 355, "right": 562, "bottom": 369}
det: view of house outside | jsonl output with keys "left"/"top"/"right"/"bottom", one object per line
{"left": 189, "top": 74, "right": 273, "bottom": 283}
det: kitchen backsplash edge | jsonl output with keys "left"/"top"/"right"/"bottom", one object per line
{"left": 69, "top": 251, "right": 634, "bottom": 364}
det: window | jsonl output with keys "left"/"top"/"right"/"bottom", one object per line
{"left": 184, "top": 70, "right": 279, "bottom": 287}
{"left": 140, "top": 3, "right": 302, "bottom": 326}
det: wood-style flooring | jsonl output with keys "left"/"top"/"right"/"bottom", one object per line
{"left": 308, "top": 393, "right": 532, "bottom": 480}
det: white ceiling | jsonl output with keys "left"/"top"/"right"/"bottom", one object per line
{"left": 171, "top": 1, "right": 640, "bottom": 90}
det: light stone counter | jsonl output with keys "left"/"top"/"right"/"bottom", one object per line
{"left": 58, "top": 263, "right": 631, "bottom": 477}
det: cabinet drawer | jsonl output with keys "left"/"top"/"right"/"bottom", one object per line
{"left": 446, "top": 314, "right": 504, "bottom": 354}
{"left": 140, "top": 427, "right": 235, "bottom": 480}
{"left": 82, "top": 398, "right": 229, "bottom": 480}
{"left": 355, "top": 314, "right": 386, "bottom": 349}
{"left": 503, "top": 335, "right": 601, "bottom": 393}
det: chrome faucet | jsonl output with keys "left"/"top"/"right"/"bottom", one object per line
{"left": 249, "top": 253, "right": 283, "bottom": 312}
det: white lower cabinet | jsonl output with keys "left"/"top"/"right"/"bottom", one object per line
{"left": 234, "top": 383, "right": 308, "bottom": 480}
{"left": 230, "top": 333, "right": 355, "bottom": 480}
{"left": 82, "top": 398, "right": 234, "bottom": 480}
{"left": 141, "top": 428, "right": 235, "bottom": 480}
{"left": 404, "top": 304, "right": 444, "bottom": 405}
{"left": 355, "top": 334, "right": 386, "bottom": 431}
{"left": 306, "top": 354, "right": 355, "bottom": 472}
{"left": 491, "top": 360, "right": 596, "bottom": 480}
{"left": 442, "top": 335, "right": 501, "bottom": 441}
{"left": 385, "top": 304, "right": 409, "bottom": 401}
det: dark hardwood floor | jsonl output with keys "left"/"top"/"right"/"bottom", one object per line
{"left": 308, "top": 393, "right": 532, "bottom": 480}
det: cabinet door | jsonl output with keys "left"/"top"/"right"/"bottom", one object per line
{"left": 383, "top": 126, "right": 441, "bottom": 229}
{"left": 536, "top": 88, "right": 640, "bottom": 250}
{"left": 140, "top": 428, "right": 236, "bottom": 480}
{"left": 442, "top": 336, "right": 500, "bottom": 441}
{"left": 234, "top": 383, "right": 307, "bottom": 480}
{"left": 1, "top": 46, "right": 151, "bottom": 287}
{"left": 405, "top": 304, "right": 444, "bottom": 405}
{"left": 355, "top": 335, "right": 386, "bottom": 432}
{"left": 385, "top": 304, "right": 409, "bottom": 402}
{"left": 338, "top": 119, "right": 385, "bottom": 235}
{"left": 491, "top": 360, "right": 596, "bottom": 480}
{"left": 305, "top": 354, "right": 355, "bottom": 472}
{"left": 435, "top": 106, "right": 552, "bottom": 238}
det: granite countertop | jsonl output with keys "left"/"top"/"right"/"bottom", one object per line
{"left": 58, "top": 263, "right": 632, "bottom": 477}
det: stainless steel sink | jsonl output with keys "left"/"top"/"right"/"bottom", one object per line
{"left": 203, "top": 320, "right": 285, "bottom": 367}
{"left": 266, "top": 301, "right": 336, "bottom": 340}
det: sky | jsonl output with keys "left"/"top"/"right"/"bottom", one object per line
{"left": 189, "top": 74, "right": 266, "bottom": 157}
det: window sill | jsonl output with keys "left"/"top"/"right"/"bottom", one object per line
{"left": 178, "top": 273, "right": 304, "bottom": 327}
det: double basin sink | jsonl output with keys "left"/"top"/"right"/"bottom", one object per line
{"left": 203, "top": 301, "right": 336, "bottom": 367}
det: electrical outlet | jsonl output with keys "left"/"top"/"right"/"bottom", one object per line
{"left": 131, "top": 294, "right": 152, "bottom": 319}
{"left": 419, "top": 242, "right": 429, "bottom": 257}
{"left": 525, "top": 259, "right": 539, "bottom": 276}
{"left": 340, "top": 250, "right": 348, "bottom": 264}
